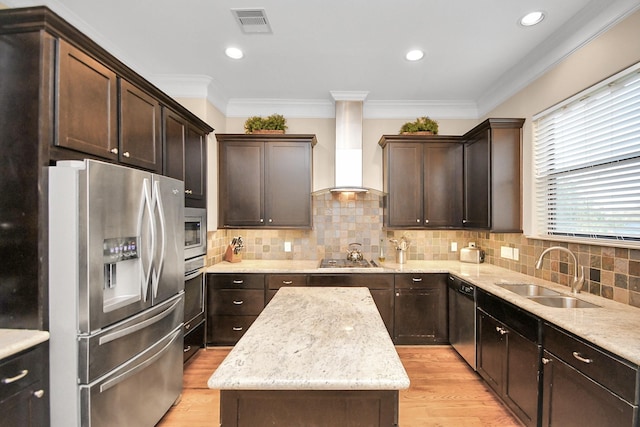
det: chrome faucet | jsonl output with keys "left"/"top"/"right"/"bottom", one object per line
{"left": 535, "top": 246, "right": 585, "bottom": 294}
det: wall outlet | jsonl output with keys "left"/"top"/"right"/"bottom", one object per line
{"left": 500, "top": 246, "right": 513, "bottom": 259}
{"left": 513, "top": 248, "right": 519, "bottom": 261}
{"left": 450, "top": 242, "right": 458, "bottom": 252}
{"left": 284, "top": 241, "right": 292, "bottom": 252}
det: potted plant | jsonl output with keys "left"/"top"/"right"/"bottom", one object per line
{"left": 244, "top": 114, "right": 288, "bottom": 134}
{"left": 399, "top": 116, "right": 439, "bottom": 135}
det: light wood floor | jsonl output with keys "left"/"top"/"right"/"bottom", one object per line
{"left": 157, "top": 346, "right": 523, "bottom": 427}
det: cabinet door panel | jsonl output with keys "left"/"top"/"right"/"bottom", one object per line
{"left": 476, "top": 310, "right": 504, "bottom": 393}
{"left": 463, "top": 130, "right": 490, "bottom": 228}
{"left": 119, "top": 79, "right": 161, "bottom": 171}
{"left": 424, "top": 143, "right": 463, "bottom": 227}
{"left": 370, "top": 289, "right": 393, "bottom": 337}
{"left": 219, "top": 142, "right": 264, "bottom": 226}
{"left": 505, "top": 331, "right": 540, "bottom": 427}
{"left": 163, "top": 109, "right": 185, "bottom": 181}
{"left": 265, "top": 142, "right": 311, "bottom": 227}
{"left": 185, "top": 124, "right": 206, "bottom": 206}
{"left": 542, "top": 350, "right": 635, "bottom": 427}
{"left": 386, "top": 143, "right": 423, "bottom": 227}
{"left": 57, "top": 40, "right": 117, "bottom": 159}
{"left": 394, "top": 288, "right": 447, "bottom": 344}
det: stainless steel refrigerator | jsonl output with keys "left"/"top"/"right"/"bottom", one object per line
{"left": 48, "top": 159, "right": 185, "bottom": 427}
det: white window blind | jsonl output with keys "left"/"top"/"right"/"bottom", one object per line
{"left": 533, "top": 63, "right": 640, "bottom": 243}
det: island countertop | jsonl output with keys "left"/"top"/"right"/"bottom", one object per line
{"left": 207, "top": 286, "right": 410, "bottom": 391}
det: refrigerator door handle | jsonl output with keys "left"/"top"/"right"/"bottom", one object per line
{"left": 151, "top": 180, "right": 166, "bottom": 299}
{"left": 139, "top": 178, "right": 156, "bottom": 302}
{"left": 98, "top": 328, "right": 181, "bottom": 393}
{"left": 98, "top": 297, "right": 182, "bottom": 345}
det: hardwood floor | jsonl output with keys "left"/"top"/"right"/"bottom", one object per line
{"left": 157, "top": 346, "right": 523, "bottom": 427}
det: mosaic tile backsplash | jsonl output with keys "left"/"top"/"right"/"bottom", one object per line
{"left": 207, "top": 192, "right": 640, "bottom": 309}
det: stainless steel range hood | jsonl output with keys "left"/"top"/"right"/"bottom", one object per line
{"left": 330, "top": 91, "right": 369, "bottom": 193}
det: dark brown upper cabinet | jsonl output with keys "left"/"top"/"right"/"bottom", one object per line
{"left": 119, "top": 79, "right": 162, "bottom": 172}
{"left": 217, "top": 134, "right": 316, "bottom": 229}
{"left": 462, "top": 118, "right": 525, "bottom": 232}
{"left": 164, "top": 108, "right": 207, "bottom": 207}
{"left": 379, "top": 135, "right": 463, "bottom": 229}
{"left": 57, "top": 39, "right": 119, "bottom": 160}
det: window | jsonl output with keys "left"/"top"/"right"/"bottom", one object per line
{"left": 533, "top": 62, "right": 640, "bottom": 243}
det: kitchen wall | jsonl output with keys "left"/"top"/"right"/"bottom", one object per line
{"left": 191, "top": 8, "right": 640, "bottom": 309}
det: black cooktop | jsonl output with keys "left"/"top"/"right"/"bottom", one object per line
{"left": 318, "top": 259, "right": 374, "bottom": 268}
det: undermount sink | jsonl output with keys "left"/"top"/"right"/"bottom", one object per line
{"left": 527, "top": 296, "right": 601, "bottom": 308}
{"left": 495, "top": 283, "right": 562, "bottom": 297}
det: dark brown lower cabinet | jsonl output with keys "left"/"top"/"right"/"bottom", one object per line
{"left": 393, "top": 274, "right": 448, "bottom": 344}
{"left": 0, "top": 343, "right": 48, "bottom": 427}
{"left": 476, "top": 291, "right": 540, "bottom": 427}
{"left": 183, "top": 321, "right": 205, "bottom": 363}
{"left": 541, "top": 323, "right": 638, "bottom": 427}
{"left": 219, "top": 389, "right": 398, "bottom": 427}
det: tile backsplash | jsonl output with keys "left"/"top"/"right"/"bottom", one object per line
{"left": 207, "top": 192, "right": 640, "bottom": 309}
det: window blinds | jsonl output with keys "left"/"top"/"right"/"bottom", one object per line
{"left": 533, "top": 63, "right": 640, "bottom": 242}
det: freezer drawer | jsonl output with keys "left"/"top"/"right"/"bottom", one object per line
{"left": 78, "top": 293, "right": 183, "bottom": 383}
{"left": 80, "top": 326, "right": 183, "bottom": 427}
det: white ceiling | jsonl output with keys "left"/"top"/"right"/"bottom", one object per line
{"left": 5, "top": 0, "right": 640, "bottom": 118}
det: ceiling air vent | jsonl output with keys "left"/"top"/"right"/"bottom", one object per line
{"left": 231, "top": 8, "right": 273, "bottom": 34}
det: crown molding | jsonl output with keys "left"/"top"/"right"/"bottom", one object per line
{"left": 476, "top": 0, "right": 640, "bottom": 116}
{"left": 225, "top": 98, "right": 335, "bottom": 118}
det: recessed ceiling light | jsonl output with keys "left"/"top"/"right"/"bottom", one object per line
{"left": 225, "top": 47, "right": 244, "bottom": 59}
{"left": 520, "top": 11, "right": 545, "bottom": 27}
{"left": 405, "top": 49, "right": 424, "bottom": 61}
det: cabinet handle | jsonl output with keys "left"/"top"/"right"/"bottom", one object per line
{"left": 2, "top": 369, "right": 28, "bottom": 384}
{"left": 233, "top": 300, "right": 244, "bottom": 305}
{"left": 395, "top": 292, "right": 400, "bottom": 297}
{"left": 232, "top": 280, "right": 244, "bottom": 284}
{"left": 123, "top": 151, "right": 131, "bottom": 158}
{"left": 260, "top": 219, "right": 264, "bottom": 223}
{"left": 183, "top": 345, "right": 192, "bottom": 353}
{"left": 185, "top": 323, "right": 191, "bottom": 330}
{"left": 425, "top": 219, "right": 429, "bottom": 224}
{"left": 416, "top": 219, "right": 421, "bottom": 223}
{"left": 541, "top": 357, "right": 552, "bottom": 365}
{"left": 572, "top": 352, "right": 593, "bottom": 364}
{"left": 462, "top": 219, "right": 468, "bottom": 224}
{"left": 33, "top": 390, "right": 45, "bottom": 399}
{"left": 185, "top": 189, "right": 193, "bottom": 195}
{"left": 282, "top": 280, "right": 293, "bottom": 285}
{"left": 412, "top": 277, "right": 423, "bottom": 282}
{"left": 110, "top": 148, "right": 118, "bottom": 155}
{"left": 268, "top": 218, "right": 273, "bottom": 223}
{"left": 495, "top": 326, "right": 508, "bottom": 335}
{"left": 232, "top": 327, "right": 243, "bottom": 331}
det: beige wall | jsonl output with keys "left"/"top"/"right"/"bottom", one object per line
{"left": 485, "top": 9, "right": 640, "bottom": 236}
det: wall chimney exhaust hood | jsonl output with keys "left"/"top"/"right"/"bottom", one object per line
{"left": 330, "top": 91, "right": 369, "bottom": 193}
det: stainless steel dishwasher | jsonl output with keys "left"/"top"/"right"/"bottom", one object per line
{"left": 448, "top": 275, "right": 477, "bottom": 370}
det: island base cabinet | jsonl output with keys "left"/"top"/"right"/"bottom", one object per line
{"left": 207, "top": 315, "right": 258, "bottom": 346}
{"left": 219, "top": 389, "right": 399, "bottom": 427}
{"left": 541, "top": 350, "right": 637, "bottom": 427}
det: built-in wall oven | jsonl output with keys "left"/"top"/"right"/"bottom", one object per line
{"left": 184, "top": 208, "right": 207, "bottom": 363}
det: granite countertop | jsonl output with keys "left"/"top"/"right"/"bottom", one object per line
{"left": 208, "top": 259, "right": 640, "bottom": 366}
{"left": 208, "top": 286, "right": 410, "bottom": 391}
{"left": 0, "top": 329, "right": 50, "bottom": 360}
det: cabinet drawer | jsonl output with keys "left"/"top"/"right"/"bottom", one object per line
{"left": 208, "top": 274, "right": 265, "bottom": 289}
{"left": 394, "top": 273, "right": 447, "bottom": 289}
{"left": 208, "top": 316, "right": 258, "bottom": 345}
{"left": 210, "top": 289, "right": 264, "bottom": 315}
{"left": 478, "top": 290, "right": 539, "bottom": 343}
{"left": 307, "top": 274, "right": 394, "bottom": 289}
{"left": 543, "top": 323, "right": 638, "bottom": 403}
{"left": 183, "top": 321, "right": 205, "bottom": 364}
{"left": 267, "top": 274, "right": 307, "bottom": 289}
{"left": 0, "top": 345, "right": 45, "bottom": 402}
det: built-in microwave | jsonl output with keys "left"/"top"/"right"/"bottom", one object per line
{"left": 185, "top": 207, "right": 207, "bottom": 260}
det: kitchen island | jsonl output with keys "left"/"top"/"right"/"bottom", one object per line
{"left": 207, "top": 286, "right": 410, "bottom": 426}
